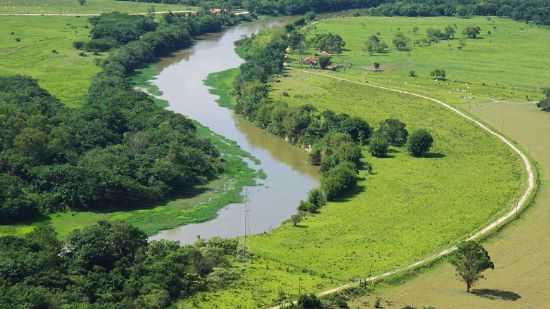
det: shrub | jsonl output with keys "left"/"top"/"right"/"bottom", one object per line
{"left": 319, "top": 55, "right": 331, "bottom": 69}
{"left": 431, "top": 69, "right": 446, "bottom": 81}
{"left": 321, "top": 162, "right": 358, "bottom": 200}
{"left": 307, "top": 189, "right": 326, "bottom": 211}
{"left": 369, "top": 132, "right": 389, "bottom": 157}
{"left": 409, "top": 70, "right": 417, "bottom": 77}
{"left": 73, "top": 41, "right": 85, "bottom": 49}
{"left": 408, "top": 129, "right": 434, "bottom": 157}
{"left": 393, "top": 33, "right": 412, "bottom": 51}
{"left": 378, "top": 118, "right": 408, "bottom": 147}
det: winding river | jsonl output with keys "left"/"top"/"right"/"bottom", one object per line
{"left": 150, "top": 19, "right": 320, "bottom": 244}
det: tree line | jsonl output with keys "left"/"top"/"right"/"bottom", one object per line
{"left": 0, "top": 12, "right": 250, "bottom": 224}
{"left": 118, "top": 0, "right": 550, "bottom": 25}
{"left": 0, "top": 221, "right": 241, "bottom": 307}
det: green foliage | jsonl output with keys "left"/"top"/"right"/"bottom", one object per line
{"left": 311, "top": 33, "right": 346, "bottom": 53}
{"left": 366, "top": 34, "right": 388, "bottom": 54}
{"left": 463, "top": 26, "right": 482, "bottom": 39}
{"left": 537, "top": 88, "right": 550, "bottom": 112}
{"left": 378, "top": 118, "right": 409, "bottom": 147}
{"left": 426, "top": 27, "right": 454, "bottom": 43}
{"left": 393, "top": 33, "right": 412, "bottom": 51}
{"left": 450, "top": 241, "right": 494, "bottom": 292}
{"left": 319, "top": 55, "right": 332, "bottom": 69}
{"left": 431, "top": 68, "right": 447, "bottom": 81}
{"left": 369, "top": 132, "right": 389, "bottom": 157}
{"left": 408, "top": 129, "right": 434, "bottom": 157}
{"left": 88, "top": 12, "right": 156, "bottom": 50}
{"left": 0, "top": 222, "right": 239, "bottom": 307}
{"left": 321, "top": 162, "right": 358, "bottom": 200}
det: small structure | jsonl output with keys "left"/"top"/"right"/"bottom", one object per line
{"left": 303, "top": 56, "right": 319, "bottom": 66}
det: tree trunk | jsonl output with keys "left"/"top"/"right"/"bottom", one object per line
{"left": 466, "top": 281, "right": 472, "bottom": 293}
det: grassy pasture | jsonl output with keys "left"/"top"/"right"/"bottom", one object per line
{"left": 177, "top": 17, "right": 530, "bottom": 308}
{"left": 0, "top": 16, "right": 101, "bottom": 106}
{"left": 0, "top": 0, "right": 191, "bottom": 14}
{"left": 305, "top": 16, "right": 550, "bottom": 105}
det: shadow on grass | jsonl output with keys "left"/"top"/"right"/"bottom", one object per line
{"left": 423, "top": 152, "right": 446, "bottom": 159}
{"left": 83, "top": 184, "right": 212, "bottom": 214}
{"left": 331, "top": 184, "right": 366, "bottom": 203}
{"left": 471, "top": 289, "right": 522, "bottom": 301}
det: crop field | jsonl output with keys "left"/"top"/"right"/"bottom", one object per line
{"left": 176, "top": 16, "right": 533, "bottom": 308}
{"left": 0, "top": 0, "right": 191, "bottom": 14}
{"left": 0, "top": 16, "right": 101, "bottom": 106}
{"left": 305, "top": 16, "right": 550, "bottom": 106}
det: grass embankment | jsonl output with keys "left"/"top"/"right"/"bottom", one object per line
{"left": 177, "top": 17, "right": 527, "bottom": 308}
{"left": 0, "top": 16, "right": 101, "bottom": 106}
{"left": 0, "top": 16, "right": 261, "bottom": 239}
{"left": 0, "top": 0, "right": 192, "bottom": 14}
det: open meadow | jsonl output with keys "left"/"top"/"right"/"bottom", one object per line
{"left": 0, "top": 0, "right": 191, "bottom": 14}
{"left": 306, "top": 16, "right": 550, "bottom": 105}
{"left": 0, "top": 16, "right": 101, "bottom": 106}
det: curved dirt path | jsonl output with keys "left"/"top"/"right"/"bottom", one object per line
{"left": 270, "top": 69, "right": 536, "bottom": 308}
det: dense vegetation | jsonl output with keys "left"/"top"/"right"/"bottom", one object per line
{"left": 0, "top": 221, "right": 240, "bottom": 307}
{"left": 121, "top": 0, "right": 550, "bottom": 25}
{"left": 233, "top": 20, "right": 434, "bottom": 211}
{"left": 0, "top": 12, "right": 250, "bottom": 224}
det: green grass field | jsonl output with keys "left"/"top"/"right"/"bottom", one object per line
{"left": 0, "top": 16, "right": 101, "bottom": 106}
{"left": 305, "top": 16, "right": 550, "bottom": 105}
{"left": 176, "top": 16, "right": 532, "bottom": 308}
{"left": 0, "top": 0, "right": 191, "bottom": 14}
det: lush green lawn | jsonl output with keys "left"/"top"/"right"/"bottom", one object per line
{"left": 177, "top": 16, "right": 529, "bottom": 308}
{"left": 0, "top": 16, "right": 101, "bottom": 106}
{"left": 0, "top": 0, "right": 192, "bottom": 14}
{"left": 305, "top": 16, "right": 550, "bottom": 105}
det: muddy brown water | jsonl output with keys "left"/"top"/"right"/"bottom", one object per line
{"left": 149, "top": 19, "right": 320, "bottom": 244}
{"left": 362, "top": 102, "right": 550, "bottom": 308}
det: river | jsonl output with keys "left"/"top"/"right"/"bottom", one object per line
{"left": 150, "top": 19, "right": 320, "bottom": 244}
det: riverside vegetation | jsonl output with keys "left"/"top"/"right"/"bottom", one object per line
{"left": 1, "top": 0, "right": 548, "bottom": 307}
{"left": 177, "top": 13, "right": 524, "bottom": 307}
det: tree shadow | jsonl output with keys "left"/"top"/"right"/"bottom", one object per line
{"left": 331, "top": 184, "right": 366, "bottom": 203}
{"left": 423, "top": 152, "right": 446, "bottom": 159}
{"left": 471, "top": 289, "right": 522, "bottom": 301}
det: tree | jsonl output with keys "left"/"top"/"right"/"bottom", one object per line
{"left": 450, "top": 241, "right": 494, "bottom": 292}
{"left": 378, "top": 119, "right": 408, "bottom": 147}
{"left": 444, "top": 25, "right": 456, "bottom": 39}
{"left": 369, "top": 132, "right": 389, "bottom": 158}
{"left": 463, "top": 26, "right": 481, "bottom": 39}
{"left": 393, "top": 33, "right": 412, "bottom": 51}
{"left": 307, "top": 189, "right": 326, "bottom": 211}
{"left": 408, "top": 129, "right": 434, "bottom": 157}
{"left": 431, "top": 69, "right": 446, "bottom": 81}
{"left": 365, "top": 35, "right": 388, "bottom": 54}
{"left": 311, "top": 33, "right": 345, "bottom": 53}
{"left": 321, "top": 162, "right": 357, "bottom": 200}
{"left": 319, "top": 55, "right": 331, "bottom": 69}
{"left": 291, "top": 213, "right": 304, "bottom": 226}
{"left": 294, "top": 294, "right": 324, "bottom": 309}
{"left": 78, "top": 0, "right": 87, "bottom": 5}
{"left": 537, "top": 88, "right": 550, "bottom": 111}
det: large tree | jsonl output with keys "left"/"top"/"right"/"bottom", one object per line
{"left": 450, "top": 241, "right": 494, "bottom": 292}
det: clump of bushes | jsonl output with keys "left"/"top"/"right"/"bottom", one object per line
{"left": 408, "top": 129, "right": 434, "bottom": 157}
